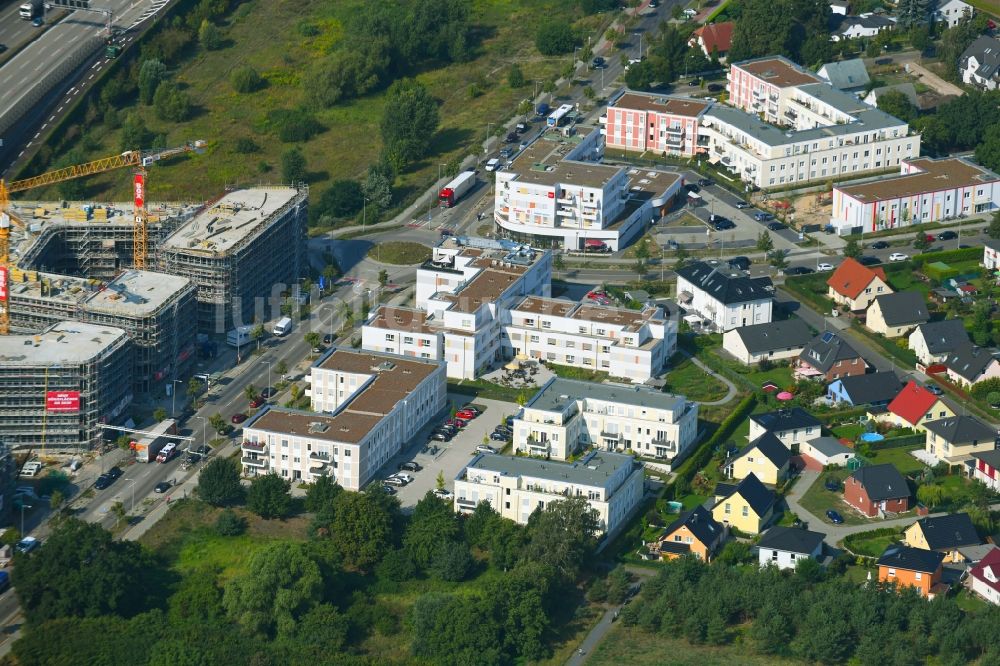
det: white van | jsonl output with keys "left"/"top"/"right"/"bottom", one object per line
{"left": 272, "top": 317, "right": 293, "bottom": 336}
{"left": 485, "top": 158, "right": 501, "bottom": 172}
{"left": 19, "top": 462, "right": 42, "bottom": 477}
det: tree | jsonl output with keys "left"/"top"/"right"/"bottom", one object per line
{"left": 429, "top": 542, "right": 473, "bottom": 581}
{"left": 315, "top": 180, "right": 364, "bottom": 221}
{"left": 909, "top": 24, "right": 932, "bottom": 52}
{"left": 290, "top": 603, "right": 349, "bottom": 657}
{"left": 508, "top": 64, "right": 525, "bottom": 88}
{"left": 276, "top": 359, "right": 288, "bottom": 376}
{"left": 380, "top": 79, "right": 439, "bottom": 170}
{"left": 769, "top": 249, "right": 789, "bottom": 270}
{"left": 553, "top": 253, "right": 566, "bottom": 274}
{"left": 244, "top": 385, "right": 258, "bottom": 402}
{"left": 215, "top": 509, "right": 247, "bottom": 536}
{"left": 324, "top": 490, "right": 394, "bottom": 571}
{"left": 914, "top": 229, "right": 931, "bottom": 251}
{"left": 305, "top": 331, "right": 321, "bottom": 350}
{"left": 223, "top": 542, "right": 323, "bottom": 638}
{"left": 363, "top": 165, "right": 393, "bottom": 211}
{"left": 975, "top": 124, "right": 1000, "bottom": 174}
{"left": 876, "top": 90, "right": 918, "bottom": 125}
{"left": 13, "top": 519, "right": 155, "bottom": 623}
{"left": 583, "top": 85, "right": 596, "bottom": 100}
{"left": 153, "top": 407, "right": 167, "bottom": 422}
{"left": 376, "top": 548, "right": 417, "bottom": 582}
{"left": 896, "top": 0, "right": 931, "bottom": 29}
{"left": 523, "top": 497, "right": 599, "bottom": 579}
{"left": 230, "top": 65, "right": 262, "bottom": 93}
{"left": 49, "top": 489, "right": 65, "bottom": 513}
{"left": 756, "top": 231, "right": 774, "bottom": 253}
{"left": 198, "top": 19, "right": 222, "bottom": 50}
{"left": 843, "top": 238, "right": 862, "bottom": 259}
{"left": 246, "top": 473, "right": 293, "bottom": 520}
{"left": 137, "top": 59, "right": 167, "bottom": 105}
{"left": 153, "top": 81, "right": 191, "bottom": 122}
{"left": 728, "top": 1, "right": 795, "bottom": 63}
{"left": 436, "top": 470, "right": 445, "bottom": 490}
{"left": 535, "top": 22, "right": 578, "bottom": 56}
{"left": 120, "top": 112, "right": 152, "bottom": 151}
{"left": 634, "top": 240, "right": 650, "bottom": 261}
{"left": 671, "top": 4, "right": 683, "bottom": 19}
{"left": 250, "top": 324, "right": 265, "bottom": 350}
{"left": 208, "top": 413, "right": 227, "bottom": 434}
{"left": 634, "top": 259, "right": 646, "bottom": 276}
{"left": 196, "top": 457, "right": 243, "bottom": 507}
{"left": 281, "top": 147, "right": 307, "bottom": 183}
{"left": 304, "top": 475, "right": 341, "bottom": 513}
{"left": 405, "top": 492, "right": 460, "bottom": 569}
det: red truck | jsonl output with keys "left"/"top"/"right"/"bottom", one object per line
{"left": 438, "top": 171, "right": 476, "bottom": 207}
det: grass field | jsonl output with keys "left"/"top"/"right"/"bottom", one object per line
{"left": 25, "top": 0, "right": 591, "bottom": 220}
{"left": 368, "top": 241, "right": 432, "bottom": 265}
{"left": 845, "top": 528, "right": 903, "bottom": 557}
{"left": 663, "top": 357, "right": 729, "bottom": 403}
{"left": 590, "top": 627, "right": 808, "bottom": 666}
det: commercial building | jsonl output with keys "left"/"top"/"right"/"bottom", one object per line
{"left": 241, "top": 349, "right": 445, "bottom": 490}
{"left": 676, "top": 261, "right": 774, "bottom": 332}
{"left": 453, "top": 449, "right": 644, "bottom": 537}
{"left": 158, "top": 187, "right": 308, "bottom": 332}
{"left": 512, "top": 377, "right": 698, "bottom": 462}
{"left": 830, "top": 158, "right": 1000, "bottom": 234}
{"left": 0, "top": 321, "right": 132, "bottom": 450}
{"left": 493, "top": 128, "right": 681, "bottom": 250}
{"left": 505, "top": 296, "right": 675, "bottom": 382}
{"left": 603, "top": 92, "right": 713, "bottom": 157}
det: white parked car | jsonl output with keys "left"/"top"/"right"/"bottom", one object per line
{"left": 476, "top": 444, "right": 497, "bottom": 455}
{"left": 19, "top": 462, "right": 42, "bottom": 477}
{"left": 817, "top": 263, "right": 834, "bottom": 271}
{"left": 432, "top": 488, "right": 454, "bottom": 500}
{"left": 889, "top": 253, "right": 909, "bottom": 262}
{"left": 389, "top": 472, "right": 413, "bottom": 485}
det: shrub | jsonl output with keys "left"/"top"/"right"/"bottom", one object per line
{"left": 215, "top": 509, "right": 247, "bottom": 536}
{"left": 376, "top": 548, "right": 417, "bottom": 582}
{"left": 230, "top": 65, "right": 262, "bottom": 93}
{"left": 536, "top": 22, "right": 578, "bottom": 56}
{"left": 429, "top": 542, "right": 473, "bottom": 581}
{"left": 281, "top": 147, "right": 307, "bottom": 183}
{"left": 234, "top": 137, "right": 259, "bottom": 154}
{"left": 268, "top": 108, "right": 322, "bottom": 142}
{"left": 153, "top": 81, "right": 191, "bottom": 122}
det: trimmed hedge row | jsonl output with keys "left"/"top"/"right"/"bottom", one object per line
{"left": 912, "top": 246, "right": 982, "bottom": 268}
{"left": 843, "top": 526, "right": 902, "bottom": 553}
{"left": 671, "top": 393, "right": 757, "bottom": 490}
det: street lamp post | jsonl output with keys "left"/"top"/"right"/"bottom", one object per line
{"left": 125, "top": 480, "right": 136, "bottom": 512}
{"left": 485, "top": 122, "right": 494, "bottom": 154}
{"left": 262, "top": 360, "right": 273, "bottom": 402}
{"left": 170, "top": 379, "right": 183, "bottom": 418}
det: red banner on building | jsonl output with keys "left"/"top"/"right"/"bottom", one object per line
{"left": 0, "top": 265, "right": 7, "bottom": 302}
{"left": 46, "top": 391, "right": 80, "bottom": 413}
{"left": 133, "top": 173, "right": 145, "bottom": 209}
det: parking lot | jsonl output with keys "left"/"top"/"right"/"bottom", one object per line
{"left": 380, "top": 394, "right": 520, "bottom": 509}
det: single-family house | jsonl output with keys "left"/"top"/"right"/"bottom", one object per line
{"left": 801, "top": 436, "right": 855, "bottom": 467}
{"left": 984, "top": 240, "right": 1000, "bottom": 271}
{"left": 833, "top": 14, "right": 896, "bottom": 41}
{"left": 924, "top": 415, "right": 998, "bottom": 465}
{"left": 957, "top": 543, "right": 998, "bottom": 565}
{"left": 968, "top": 548, "right": 1000, "bottom": 605}
{"left": 676, "top": 261, "right": 774, "bottom": 332}
{"left": 934, "top": 0, "right": 973, "bottom": 28}
{"left": 960, "top": 36, "right": 1000, "bottom": 91}
{"left": 945, "top": 346, "right": 1000, "bottom": 388}
{"left": 827, "top": 258, "right": 892, "bottom": 312}
{"left": 650, "top": 505, "right": 726, "bottom": 561}
{"left": 688, "top": 22, "right": 735, "bottom": 59}
{"left": 908, "top": 320, "right": 970, "bottom": 365}
{"left": 829, "top": 0, "right": 849, "bottom": 15}
{"left": 866, "top": 292, "right": 930, "bottom": 338}
{"left": 863, "top": 83, "right": 919, "bottom": 109}
{"left": 725, "top": 432, "right": 792, "bottom": 485}
{"left": 877, "top": 546, "right": 945, "bottom": 598}
{"left": 797, "top": 332, "right": 867, "bottom": 381}
{"left": 876, "top": 380, "right": 954, "bottom": 431}
{"left": 712, "top": 473, "right": 776, "bottom": 535}
{"left": 827, "top": 371, "right": 902, "bottom": 407}
{"left": 845, "top": 463, "right": 910, "bottom": 517}
{"left": 757, "top": 526, "right": 826, "bottom": 570}
{"left": 749, "top": 408, "right": 822, "bottom": 447}
{"left": 904, "top": 513, "right": 981, "bottom": 563}
{"left": 817, "top": 58, "right": 871, "bottom": 91}
{"left": 970, "top": 449, "right": 1000, "bottom": 491}
{"left": 722, "top": 319, "right": 813, "bottom": 365}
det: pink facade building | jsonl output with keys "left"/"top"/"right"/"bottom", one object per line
{"left": 603, "top": 92, "right": 711, "bottom": 157}
{"left": 727, "top": 56, "right": 821, "bottom": 124}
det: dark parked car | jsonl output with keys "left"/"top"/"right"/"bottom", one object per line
{"left": 734, "top": 200, "right": 751, "bottom": 209}
{"left": 249, "top": 396, "right": 265, "bottom": 408}
{"left": 398, "top": 461, "right": 422, "bottom": 472}
{"left": 698, "top": 178, "right": 714, "bottom": 187}
{"left": 826, "top": 509, "right": 844, "bottom": 524}
{"left": 871, "top": 240, "right": 890, "bottom": 250}
{"left": 785, "top": 266, "right": 814, "bottom": 275}
{"left": 754, "top": 212, "right": 774, "bottom": 222}
{"left": 713, "top": 219, "right": 736, "bottom": 231}
{"left": 728, "top": 256, "right": 751, "bottom": 271}
{"left": 431, "top": 431, "right": 453, "bottom": 442}
{"left": 94, "top": 467, "right": 122, "bottom": 490}
{"left": 499, "top": 147, "right": 513, "bottom": 159}
{"left": 707, "top": 83, "right": 724, "bottom": 92}
{"left": 684, "top": 183, "right": 700, "bottom": 193}
{"left": 857, "top": 255, "right": 881, "bottom": 266}
{"left": 231, "top": 413, "right": 248, "bottom": 424}
{"left": 937, "top": 230, "right": 958, "bottom": 241}
{"left": 322, "top": 334, "right": 333, "bottom": 345}
{"left": 107, "top": 466, "right": 123, "bottom": 480}
{"left": 505, "top": 132, "right": 518, "bottom": 143}
{"left": 381, "top": 484, "right": 397, "bottom": 495}
{"left": 154, "top": 481, "right": 171, "bottom": 494}
{"left": 767, "top": 221, "right": 786, "bottom": 231}
{"left": 261, "top": 387, "right": 277, "bottom": 398}
{"left": 490, "top": 432, "right": 509, "bottom": 442}
{"left": 926, "top": 384, "right": 944, "bottom": 396}
{"left": 591, "top": 56, "right": 606, "bottom": 69}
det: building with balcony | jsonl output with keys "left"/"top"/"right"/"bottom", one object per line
{"left": 493, "top": 128, "right": 682, "bottom": 251}
{"left": 512, "top": 377, "right": 698, "bottom": 462}
{"left": 453, "top": 449, "right": 644, "bottom": 537}
{"left": 504, "top": 295, "right": 676, "bottom": 382}
{"left": 604, "top": 92, "right": 712, "bottom": 157}
{"left": 830, "top": 158, "right": 1000, "bottom": 234}
{"left": 0, "top": 321, "right": 133, "bottom": 451}
{"left": 241, "top": 349, "right": 445, "bottom": 489}
{"left": 676, "top": 261, "right": 774, "bottom": 332}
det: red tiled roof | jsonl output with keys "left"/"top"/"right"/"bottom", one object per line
{"left": 826, "top": 258, "right": 887, "bottom": 299}
{"left": 692, "top": 22, "right": 735, "bottom": 54}
{"left": 887, "top": 380, "right": 937, "bottom": 426}
{"left": 969, "top": 548, "right": 1000, "bottom": 596}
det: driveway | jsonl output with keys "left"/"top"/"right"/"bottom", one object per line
{"left": 896, "top": 56, "right": 964, "bottom": 98}
{"left": 383, "top": 395, "right": 520, "bottom": 509}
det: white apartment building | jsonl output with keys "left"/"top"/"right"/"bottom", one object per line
{"left": 494, "top": 128, "right": 681, "bottom": 250}
{"left": 603, "top": 92, "right": 712, "bottom": 158}
{"left": 831, "top": 157, "right": 1000, "bottom": 234}
{"left": 676, "top": 261, "right": 774, "bottom": 332}
{"left": 513, "top": 377, "right": 698, "bottom": 462}
{"left": 453, "top": 449, "right": 644, "bottom": 536}
{"left": 241, "top": 349, "right": 445, "bottom": 490}
{"left": 504, "top": 296, "right": 676, "bottom": 383}
{"left": 360, "top": 306, "right": 443, "bottom": 361}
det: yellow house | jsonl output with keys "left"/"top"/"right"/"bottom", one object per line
{"left": 872, "top": 381, "right": 955, "bottom": 433}
{"left": 865, "top": 292, "right": 930, "bottom": 338}
{"left": 711, "top": 473, "right": 776, "bottom": 535}
{"left": 826, "top": 258, "right": 892, "bottom": 312}
{"left": 903, "top": 513, "right": 980, "bottom": 564}
{"left": 726, "top": 433, "right": 792, "bottom": 486}
{"left": 924, "top": 416, "right": 998, "bottom": 465}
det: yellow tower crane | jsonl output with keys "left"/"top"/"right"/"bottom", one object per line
{"left": 0, "top": 140, "right": 206, "bottom": 335}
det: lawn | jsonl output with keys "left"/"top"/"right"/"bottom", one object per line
{"left": 845, "top": 528, "right": 903, "bottom": 557}
{"left": 368, "top": 241, "right": 432, "bottom": 265}
{"left": 590, "top": 626, "right": 807, "bottom": 666}
{"left": 865, "top": 444, "right": 926, "bottom": 476}
{"left": 548, "top": 363, "right": 609, "bottom": 383}
{"left": 798, "top": 468, "right": 870, "bottom": 528}
{"left": 663, "top": 356, "right": 729, "bottom": 403}
{"left": 22, "top": 0, "right": 588, "bottom": 221}
{"left": 831, "top": 424, "right": 864, "bottom": 441}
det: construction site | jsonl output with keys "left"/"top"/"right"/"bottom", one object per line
{"left": 0, "top": 144, "right": 309, "bottom": 450}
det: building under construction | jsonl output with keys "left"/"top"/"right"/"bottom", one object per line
{"left": 157, "top": 187, "right": 308, "bottom": 332}
{"left": 0, "top": 321, "right": 133, "bottom": 451}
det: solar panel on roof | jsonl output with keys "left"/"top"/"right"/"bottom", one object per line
{"left": 821, "top": 331, "right": 835, "bottom": 343}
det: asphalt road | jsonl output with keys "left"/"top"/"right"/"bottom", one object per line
{"left": 0, "top": 5, "right": 43, "bottom": 61}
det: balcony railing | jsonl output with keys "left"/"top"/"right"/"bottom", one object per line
{"left": 600, "top": 431, "right": 621, "bottom": 441}
{"left": 242, "top": 456, "right": 267, "bottom": 467}
{"left": 242, "top": 441, "right": 266, "bottom": 451}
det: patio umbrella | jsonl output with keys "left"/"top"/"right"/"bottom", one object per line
{"left": 776, "top": 391, "right": 794, "bottom": 401}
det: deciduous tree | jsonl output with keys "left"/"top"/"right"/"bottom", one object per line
{"left": 380, "top": 79, "right": 439, "bottom": 170}
{"left": 246, "top": 473, "right": 293, "bottom": 520}
{"left": 196, "top": 457, "right": 243, "bottom": 507}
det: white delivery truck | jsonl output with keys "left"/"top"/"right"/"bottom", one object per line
{"left": 272, "top": 317, "right": 293, "bottom": 336}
